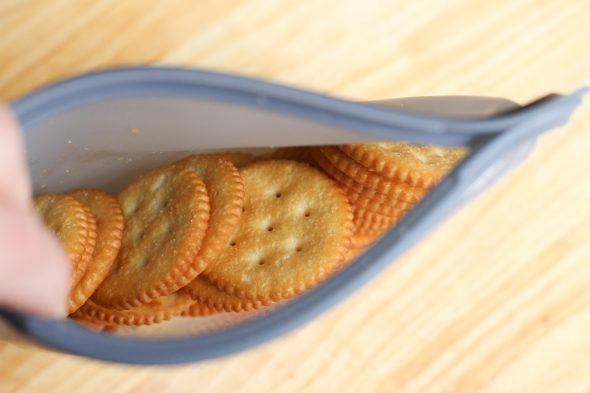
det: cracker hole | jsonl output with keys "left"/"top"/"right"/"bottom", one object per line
{"left": 296, "top": 246, "right": 303, "bottom": 252}
{"left": 258, "top": 259, "right": 266, "bottom": 266}
{"left": 304, "top": 211, "right": 311, "bottom": 217}
{"left": 242, "top": 207, "right": 246, "bottom": 213}
{"left": 230, "top": 240, "right": 237, "bottom": 247}
{"left": 267, "top": 225, "right": 274, "bottom": 232}
{"left": 275, "top": 192, "right": 282, "bottom": 198}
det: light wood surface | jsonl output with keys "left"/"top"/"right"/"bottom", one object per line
{"left": 1, "top": 1, "right": 590, "bottom": 392}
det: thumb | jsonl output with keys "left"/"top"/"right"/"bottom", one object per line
{"left": 0, "top": 106, "right": 70, "bottom": 318}
{"left": 0, "top": 203, "right": 70, "bottom": 317}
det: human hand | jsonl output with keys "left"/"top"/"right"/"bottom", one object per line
{"left": 0, "top": 105, "right": 70, "bottom": 318}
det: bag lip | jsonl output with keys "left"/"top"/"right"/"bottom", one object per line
{"left": 10, "top": 66, "right": 586, "bottom": 146}
{"left": 2, "top": 66, "right": 586, "bottom": 365}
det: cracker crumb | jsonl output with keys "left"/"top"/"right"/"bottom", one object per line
{"left": 117, "top": 157, "right": 125, "bottom": 161}
{"left": 67, "top": 139, "right": 72, "bottom": 144}
{"left": 130, "top": 127, "right": 141, "bottom": 135}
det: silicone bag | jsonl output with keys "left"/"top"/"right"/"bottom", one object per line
{"left": 0, "top": 67, "right": 585, "bottom": 364}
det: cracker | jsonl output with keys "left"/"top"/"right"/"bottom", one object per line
{"left": 340, "top": 143, "right": 467, "bottom": 187}
{"left": 175, "top": 155, "right": 244, "bottom": 276}
{"left": 181, "top": 300, "right": 221, "bottom": 317}
{"left": 205, "top": 160, "right": 353, "bottom": 301}
{"left": 33, "top": 194, "right": 97, "bottom": 286}
{"left": 91, "top": 165, "right": 210, "bottom": 309}
{"left": 183, "top": 276, "right": 270, "bottom": 312}
{"left": 67, "top": 189, "right": 124, "bottom": 314}
{"left": 73, "top": 292, "right": 193, "bottom": 326}
{"left": 311, "top": 147, "right": 426, "bottom": 203}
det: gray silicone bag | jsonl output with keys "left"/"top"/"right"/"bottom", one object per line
{"left": 0, "top": 67, "right": 585, "bottom": 364}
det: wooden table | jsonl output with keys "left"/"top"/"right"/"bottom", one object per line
{"left": 2, "top": 1, "right": 590, "bottom": 392}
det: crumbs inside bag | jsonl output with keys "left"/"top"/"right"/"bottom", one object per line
{"left": 32, "top": 143, "right": 466, "bottom": 336}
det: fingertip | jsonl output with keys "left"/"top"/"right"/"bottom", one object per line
{"left": 0, "top": 205, "right": 71, "bottom": 319}
{"left": 0, "top": 104, "right": 30, "bottom": 207}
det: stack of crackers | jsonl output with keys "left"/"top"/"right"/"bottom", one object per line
{"left": 311, "top": 144, "right": 467, "bottom": 247}
{"left": 33, "top": 142, "right": 464, "bottom": 330}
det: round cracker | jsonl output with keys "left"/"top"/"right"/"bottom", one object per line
{"left": 175, "top": 155, "right": 244, "bottom": 277}
{"left": 339, "top": 143, "right": 467, "bottom": 187}
{"left": 205, "top": 160, "right": 354, "bottom": 301}
{"left": 183, "top": 276, "right": 271, "bottom": 312}
{"left": 73, "top": 292, "right": 193, "bottom": 326}
{"left": 33, "top": 194, "right": 97, "bottom": 286}
{"left": 67, "top": 189, "right": 124, "bottom": 314}
{"left": 311, "top": 147, "right": 426, "bottom": 203}
{"left": 92, "top": 165, "right": 210, "bottom": 309}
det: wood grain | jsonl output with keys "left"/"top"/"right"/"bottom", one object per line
{"left": 1, "top": 1, "right": 590, "bottom": 392}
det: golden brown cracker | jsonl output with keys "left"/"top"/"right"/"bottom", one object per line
{"left": 92, "top": 165, "right": 210, "bottom": 309}
{"left": 175, "top": 155, "right": 244, "bottom": 277}
{"left": 311, "top": 147, "right": 426, "bottom": 203}
{"left": 33, "top": 194, "right": 97, "bottom": 286}
{"left": 74, "top": 292, "right": 193, "bottom": 326}
{"left": 204, "top": 160, "right": 353, "bottom": 301}
{"left": 183, "top": 276, "right": 270, "bottom": 312}
{"left": 67, "top": 189, "right": 124, "bottom": 314}
{"left": 340, "top": 143, "right": 467, "bottom": 187}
